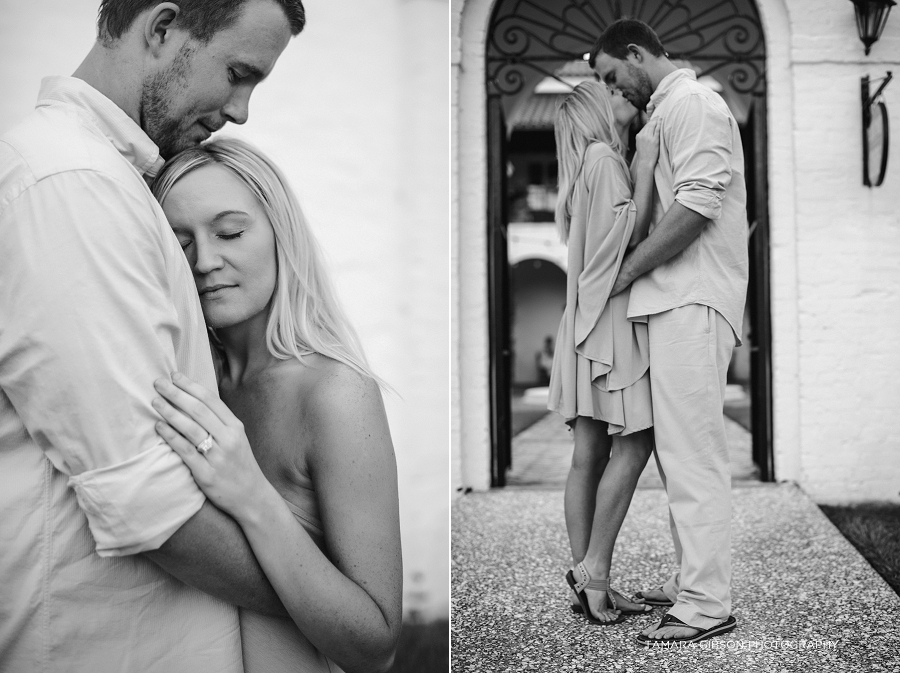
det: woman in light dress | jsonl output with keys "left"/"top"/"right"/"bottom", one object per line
{"left": 548, "top": 81, "right": 660, "bottom": 625}
{"left": 149, "top": 138, "right": 401, "bottom": 672}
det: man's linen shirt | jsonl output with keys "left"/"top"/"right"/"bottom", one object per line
{"left": 627, "top": 69, "right": 749, "bottom": 343}
{"left": 0, "top": 77, "right": 241, "bottom": 672}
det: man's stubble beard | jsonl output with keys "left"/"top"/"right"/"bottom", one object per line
{"left": 626, "top": 62, "right": 655, "bottom": 112}
{"left": 141, "top": 43, "right": 198, "bottom": 160}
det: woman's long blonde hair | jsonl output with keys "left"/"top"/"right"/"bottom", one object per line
{"left": 554, "top": 81, "right": 627, "bottom": 242}
{"left": 152, "top": 137, "right": 385, "bottom": 389}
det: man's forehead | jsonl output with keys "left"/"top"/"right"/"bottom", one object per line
{"left": 594, "top": 51, "right": 619, "bottom": 72}
{"left": 592, "top": 53, "right": 619, "bottom": 80}
{"left": 199, "top": 2, "right": 292, "bottom": 75}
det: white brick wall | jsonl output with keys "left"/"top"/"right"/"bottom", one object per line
{"left": 787, "top": 0, "right": 900, "bottom": 503}
{"left": 452, "top": 0, "right": 493, "bottom": 494}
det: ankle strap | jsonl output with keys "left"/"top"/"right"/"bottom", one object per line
{"left": 573, "top": 562, "right": 611, "bottom": 592}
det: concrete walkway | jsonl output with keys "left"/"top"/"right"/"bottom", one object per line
{"left": 452, "top": 421, "right": 900, "bottom": 671}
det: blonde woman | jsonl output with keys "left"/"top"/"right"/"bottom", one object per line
{"left": 149, "top": 138, "right": 401, "bottom": 673}
{"left": 548, "top": 81, "right": 660, "bottom": 625}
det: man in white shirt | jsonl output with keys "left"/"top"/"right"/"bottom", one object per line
{"left": 0, "top": 1, "right": 305, "bottom": 670}
{"left": 591, "top": 19, "right": 749, "bottom": 646}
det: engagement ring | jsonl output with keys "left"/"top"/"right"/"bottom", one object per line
{"left": 196, "top": 433, "right": 214, "bottom": 455}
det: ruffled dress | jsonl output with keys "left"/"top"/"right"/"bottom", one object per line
{"left": 548, "top": 143, "right": 653, "bottom": 436}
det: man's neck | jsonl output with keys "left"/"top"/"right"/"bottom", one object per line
{"left": 647, "top": 58, "right": 679, "bottom": 94}
{"left": 72, "top": 41, "right": 143, "bottom": 125}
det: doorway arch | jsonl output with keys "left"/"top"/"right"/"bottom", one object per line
{"left": 483, "top": 0, "right": 772, "bottom": 486}
{"left": 510, "top": 258, "right": 567, "bottom": 386}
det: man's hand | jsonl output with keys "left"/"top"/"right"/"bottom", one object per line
{"left": 610, "top": 266, "right": 634, "bottom": 297}
{"left": 612, "top": 201, "right": 710, "bottom": 294}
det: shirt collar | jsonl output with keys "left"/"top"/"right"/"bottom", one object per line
{"left": 647, "top": 68, "right": 697, "bottom": 117}
{"left": 35, "top": 76, "right": 165, "bottom": 180}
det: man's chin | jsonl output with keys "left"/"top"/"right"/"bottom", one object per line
{"left": 632, "top": 96, "right": 650, "bottom": 112}
{"left": 625, "top": 97, "right": 646, "bottom": 112}
{"left": 157, "top": 136, "right": 202, "bottom": 161}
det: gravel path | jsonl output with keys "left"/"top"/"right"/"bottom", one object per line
{"left": 452, "top": 484, "right": 900, "bottom": 672}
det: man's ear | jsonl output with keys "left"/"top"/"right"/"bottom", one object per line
{"left": 143, "top": 3, "right": 182, "bottom": 56}
{"left": 626, "top": 43, "right": 644, "bottom": 63}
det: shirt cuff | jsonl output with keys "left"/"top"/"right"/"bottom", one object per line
{"left": 68, "top": 442, "right": 206, "bottom": 557}
{"left": 675, "top": 188, "right": 723, "bottom": 221}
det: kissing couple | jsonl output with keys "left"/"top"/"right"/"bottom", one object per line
{"left": 548, "top": 18, "right": 748, "bottom": 647}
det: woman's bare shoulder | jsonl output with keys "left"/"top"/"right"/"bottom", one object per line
{"left": 250, "top": 356, "right": 378, "bottom": 429}
{"left": 257, "top": 353, "right": 368, "bottom": 398}
{"left": 302, "top": 360, "right": 391, "bottom": 471}
{"left": 248, "top": 355, "right": 388, "bottom": 474}
{"left": 259, "top": 356, "right": 385, "bottom": 436}
{"left": 291, "top": 356, "right": 380, "bottom": 406}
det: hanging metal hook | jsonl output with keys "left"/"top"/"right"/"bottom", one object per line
{"left": 865, "top": 71, "right": 892, "bottom": 108}
{"left": 861, "top": 71, "right": 892, "bottom": 187}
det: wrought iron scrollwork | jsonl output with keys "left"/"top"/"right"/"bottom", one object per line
{"left": 487, "top": 0, "right": 766, "bottom": 98}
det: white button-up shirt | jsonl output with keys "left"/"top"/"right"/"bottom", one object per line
{"left": 0, "top": 77, "right": 241, "bottom": 672}
{"left": 627, "top": 69, "right": 749, "bottom": 342}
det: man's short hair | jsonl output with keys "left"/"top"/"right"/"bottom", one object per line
{"left": 97, "top": 0, "right": 306, "bottom": 45}
{"left": 588, "top": 18, "right": 665, "bottom": 68}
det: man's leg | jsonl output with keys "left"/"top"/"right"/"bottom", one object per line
{"left": 644, "top": 305, "right": 734, "bottom": 633}
{"left": 634, "top": 447, "right": 682, "bottom": 606}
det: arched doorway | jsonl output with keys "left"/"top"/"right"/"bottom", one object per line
{"left": 510, "top": 258, "right": 566, "bottom": 387}
{"left": 485, "top": 0, "right": 772, "bottom": 486}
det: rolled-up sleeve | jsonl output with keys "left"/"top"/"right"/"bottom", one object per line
{"left": 0, "top": 169, "right": 205, "bottom": 557}
{"left": 665, "top": 92, "right": 734, "bottom": 221}
{"left": 68, "top": 444, "right": 204, "bottom": 555}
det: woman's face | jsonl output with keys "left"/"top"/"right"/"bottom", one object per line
{"left": 162, "top": 163, "right": 278, "bottom": 330}
{"left": 607, "top": 85, "right": 639, "bottom": 128}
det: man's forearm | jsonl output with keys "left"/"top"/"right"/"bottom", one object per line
{"left": 144, "top": 500, "right": 289, "bottom": 617}
{"left": 613, "top": 201, "right": 709, "bottom": 294}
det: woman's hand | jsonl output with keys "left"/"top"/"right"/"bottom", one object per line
{"left": 634, "top": 117, "right": 661, "bottom": 172}
{"left": 152, "top": 372, "right": 272, "bottom": 522}
{"left": 629, "top": 117, "right": 662, "bottom": 250}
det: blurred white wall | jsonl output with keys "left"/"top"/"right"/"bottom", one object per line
{"left": 0, "top": 0, "right": 449, "bottom": 620}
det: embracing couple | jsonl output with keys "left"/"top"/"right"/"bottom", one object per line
{"left": 0, "top": 1, "right": 402, "bottom": 672}
{"left": 548, "top": 19, "right": 748, "bottom": 646}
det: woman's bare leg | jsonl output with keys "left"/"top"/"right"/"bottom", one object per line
{"left": 564, "top": 417, "right": 611, "bottom": 566}
{"left": 564, "top": 417, "right": 610, "bottom": 615}
{"left": 580, "top": 429, "right": 654, "bottom": 616}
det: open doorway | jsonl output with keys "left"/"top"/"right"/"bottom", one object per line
{"left": 486, "top": 0, "right": 772, "bottom": 487}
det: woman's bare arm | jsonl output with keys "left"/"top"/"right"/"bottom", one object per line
{"left": 244, "top": 368, "right": 402, "bottom": 673}
{"left": 144, "top": 500, "right": 288, "bottom": 617}
{"left": 629, "top": 118, "right": 661, "bottom": 247}
{"left": 153, "top": 369, "right": 402, "bottom": 673}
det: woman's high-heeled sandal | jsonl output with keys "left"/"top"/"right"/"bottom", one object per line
{"left": 565, "top": 562, "right": 625, "bottom": 626}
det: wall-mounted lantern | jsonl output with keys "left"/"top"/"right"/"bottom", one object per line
{"left": 861, "top": 71, "right": 892, "bottom": 186}
{"left": 850, "top": 0, "right": 896, "bottom": 55}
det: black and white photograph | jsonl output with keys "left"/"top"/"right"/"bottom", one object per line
{"left": 0, "top": 1, "right": 448, "bottom": 671}
{"left": 4, "top": 0, "right": 900, "bottom": 671}
{"left": 451, "top": 0, "right": 900, "bottom": 670}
